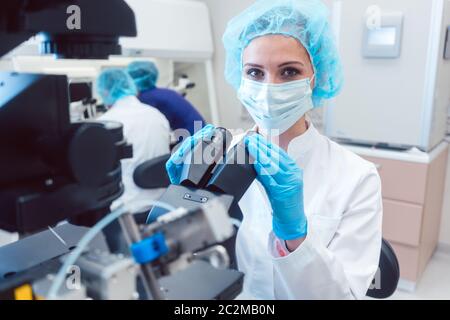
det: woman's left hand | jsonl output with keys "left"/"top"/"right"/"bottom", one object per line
{"left": 245, "top": 134, "right": 308, "bottom": 242}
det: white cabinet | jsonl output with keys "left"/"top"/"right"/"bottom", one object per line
{"left": 346, "top": 142, "right": 449, "bottom": 290}
{"left": 324, "top": 0, "right": 450, "bottom": 151}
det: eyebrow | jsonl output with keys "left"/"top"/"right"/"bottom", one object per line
{"left": 244, "top": 63, "right": 264, "bottom": 68}
{"left": 278, "top": 61, "right": 304, "bottom": 67}
{"left": 243, "top": 61, "right": 305, "bottom": 68}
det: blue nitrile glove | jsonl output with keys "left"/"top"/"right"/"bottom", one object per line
{"left": 245, "top": 134, "right": 307, "bottom": 240}
{"left": 166, "top": 124, "right": 216, "bottom": 184}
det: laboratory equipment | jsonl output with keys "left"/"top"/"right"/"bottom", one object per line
{"left": 0, "top": 0, "right": 243, "bottom": 300}
{"left": 362, "top": 12, "right": 404, "bottom": 59}
{"left": 0, "top": 199, "right": 243, "bottom": 300}
{"left": 0, "top": 0, "right": 137, "bottom": 232}
{"left": 0, "top": 71, "right": 132, "bottom": 233}
{"left": 0, "top": 0, "right": 136, "bottom": 59}
{"left": 121, "top": 0, "right": 220, "bottom": 125}
{"left": 324, "top": 0, "right": 450, "bottom": 152}
{"left": 170, "top": 74, "right": 196, "bottom": 97}
{"left": 69, "top": 82, "right": 98, "bottom": 122}
{"left": 4, "top": 0, "right": 220, "bottom": 125}
{"left": 147, "top": 127, "right": 257, "bottom": 223}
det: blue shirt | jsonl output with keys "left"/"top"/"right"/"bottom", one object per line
{"left": 138, "top": 87, "right": 205, "bottom": 135}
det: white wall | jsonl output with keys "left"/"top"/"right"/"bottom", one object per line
{"left": 200, "top": 0, "right": 255, "bottom": 130}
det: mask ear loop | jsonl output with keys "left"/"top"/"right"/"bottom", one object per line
{"left": 309, "top": 73, "right": 316, "bottom": 88}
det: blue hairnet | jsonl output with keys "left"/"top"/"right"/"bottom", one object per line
{"left": 127, "top": 61, "right": 159, "bottom": 92}
{"left": 222, "top": 0, "right": 343, "bottom": 107}
{"left": 96, "top": 68, "right": 138, "bottom": 106}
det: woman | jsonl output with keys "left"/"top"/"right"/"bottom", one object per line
{"left": 96, "top": 69, "right": 170, "bottom": 212}
{"left": 127, "top": 61, "right": 206, "bottom": 135}
{"left": 166, "top": 0, "right": 382, "bottom": 299}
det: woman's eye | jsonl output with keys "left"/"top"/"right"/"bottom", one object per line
{"left": 247, "top": 68, "right": 264, "bottom": 80}
{"left": 281, "top": 67, "right": 301, "bottom": 78}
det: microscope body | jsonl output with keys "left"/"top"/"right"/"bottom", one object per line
{"left": 148, "top": 127, "right": 257, "bottom": 223}
{"left": 0, "top": 1, "right": 245, "bottom": 300}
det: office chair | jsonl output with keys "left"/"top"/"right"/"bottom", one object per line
{"left": 366, "top": 238, "right": 400, "bottom": 299}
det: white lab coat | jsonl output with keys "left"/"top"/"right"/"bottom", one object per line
{"left": 98, "top": 96, "right": 170, "bottom": 212}
{"left": 235, "top": 122, "right": 383, "bottom": 299}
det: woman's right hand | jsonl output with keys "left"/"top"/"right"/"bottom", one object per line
{"left": 245, "top": 134, "right": 308, "bottom": 242}
{"left": 165, "top": 124, "right": 216, "bottom": 184}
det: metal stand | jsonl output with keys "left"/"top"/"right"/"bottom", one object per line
{"left": 118, "top": 213, "right": 165, "bottom": 300}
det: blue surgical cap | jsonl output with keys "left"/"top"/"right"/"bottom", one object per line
{"left": 96, "top": 68, "right": 138, "bottom": 106}
{"left": 127, "top": 61, "right": 159, "bottom": 92}
{"left": 222, "top": 0, "right": 343, "bottom": 107}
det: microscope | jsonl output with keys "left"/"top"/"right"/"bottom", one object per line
{"left": 0, "top": 0, "right": 246, "bottom": 300}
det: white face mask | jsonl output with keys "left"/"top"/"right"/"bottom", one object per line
{"left": 237, "top": 76, "right": 314, "bottom": 135}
